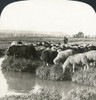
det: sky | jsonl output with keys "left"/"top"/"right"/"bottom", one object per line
{"left": 0, "top": 0, "right": 96, "bottom": 36}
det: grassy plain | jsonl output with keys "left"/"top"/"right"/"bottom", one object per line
{"left": 0, "top": 36, "right": 96, "bottom": 49}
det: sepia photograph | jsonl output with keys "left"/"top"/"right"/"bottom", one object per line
{"left": 0, "top": 0, "right": 96, "bottom": 99}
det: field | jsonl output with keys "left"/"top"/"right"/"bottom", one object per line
{"left": 1, "top": 36, "right": 96, "bottom": 100}
{"left": 0, "top": 36, "right": 96, "bottom": 49}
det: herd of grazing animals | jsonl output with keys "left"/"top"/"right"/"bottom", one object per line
{"left": 6, "top": 41, "right": 36, "bottom": 59}
{"left": 62, "top": 53, "right": 89, "bottom": 73}
{"left": 6, "top": 41, "right": 96, "bottom": 73}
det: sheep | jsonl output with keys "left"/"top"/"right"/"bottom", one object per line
{"left": 84, "top": 50, "right": 96, "bottom": 67}
{"left": 6, "top": 44, "right": 36, "bottom": 59}
{"left": 62, "top": 53, "right": 89, "bottom": 73}
{"left": 10, "top": 41, "right": 22, "bottom": 46}
{"left": 40, "top": 47, "right": 52, "bottom": 66}
{"left": 53, "top": 49, "right": 75, "bottom": 64}
{"left": 51, "top": 46, "right": 58, "bottom": 64}
{"left": 41, "top": 46, "right": 58, "bottom": 66}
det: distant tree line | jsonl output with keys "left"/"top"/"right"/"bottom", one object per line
{"left": 0, "top": 32, "right": 67, "bottom": 38}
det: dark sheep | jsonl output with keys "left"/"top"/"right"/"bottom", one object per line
{"left": 41, "top": 48, "right": 52, "bottom": 66}
{"left": 40, "top": 46, "right": 58, "bottom": 66}
{"left": 26, "top": 44, "right": 36, "bottom": 58}
{"left": 6, "top": 44, "right": 36, "bottom": 59}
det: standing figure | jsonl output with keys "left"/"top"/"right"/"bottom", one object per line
{"left": 63, "top": 36, "right": 68, "bottom": 44}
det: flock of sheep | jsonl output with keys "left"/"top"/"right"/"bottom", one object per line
{"left": 7, "top": 40, "right": 96, "bottom": 73}
{"left": 40, "top": 42, "right": 96, "bottom": 73}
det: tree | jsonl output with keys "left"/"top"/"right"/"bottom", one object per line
{"left": 73, "top": 32, "right": 84, "bottom": 38}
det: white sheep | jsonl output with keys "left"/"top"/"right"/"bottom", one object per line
{"left": 62, "top": 53, "right": 89, "bottom": 73}
{"left": 53, "top": 49, "right": 74, "bottom": 64}
{"left": 84, "top": 50, "right": 96, "bottom": 67}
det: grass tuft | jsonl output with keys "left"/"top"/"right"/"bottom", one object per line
{"left": 1, "top": 56, "right": 43, "bottom": 73}
{"left": 64, "top": 87, "right": 96, "bottom": 100}
{"left": 36, "top": 63, "right": 72, "bottom": 81}
{"left": 72, "top": 68, "right": 96, "bottom": 86}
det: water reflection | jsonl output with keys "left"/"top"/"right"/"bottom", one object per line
{"left": 35, "top": 77, "right": 96, "bottom": 97}
{"left": 1, "top": 57, "right": 96, "bottom": 98}
{"left": 3, "top": 69, "right": 96, "bottom": 97}
{"left": 0, "top": 57, "right": 8, "bottom": 97}
{"left": 3, "top": 71, "right": 36, "bottom": 93}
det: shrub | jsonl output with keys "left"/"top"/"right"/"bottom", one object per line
{"left": 1, "top": 55, "right": 43, "bottom": 72}
{"left": 36, "top": 65, "right": 50, "bottom": 80}
{"left": 72, "top": 68, "right": 96, "bottom": 86}
{"left": 36, "top": 63, "right": 72, "bottom": 81}
{"left": 49, "top": 64, "right": 64, "bottom": 81}
{"left": 64, "top": 87, "right": 96, "bottom": 100}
